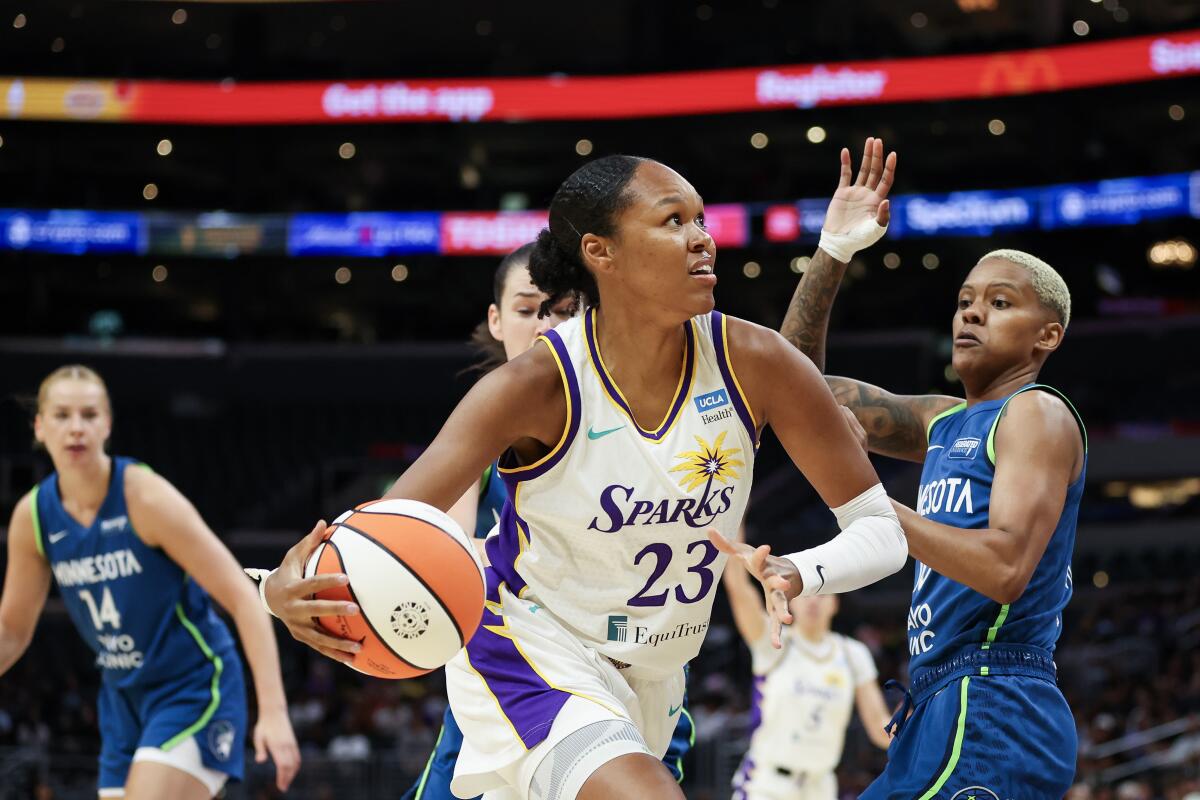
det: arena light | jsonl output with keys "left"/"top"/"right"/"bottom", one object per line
{"left": 12, "top": 13, "right": 26, "bottom": 29}
{"left": 1147, "top": 238, "right": 1196, "bottom": 268}
{"left": 575, "top": 138, "right": 593, "bottom": 156}
{"left": 806, "top": 126, "right": 826, "bottom": 144}
{"left": 50, "top": 37, "right": 64, "bottom": 53}
{"left": 391, "top": 264, "right": 409, "bottom": 282}
{"left": 922, "top": 253, "right": 940, "bottom": 270}
{"left": 987, "top": 118, "right": 1006, "bottom": 135}
{"left": 750, "top": 132, "right": 768, "bottom": 149}
{"left": 338, "top": 142, "right": 356, "bottom": 160}
{"left": 151, "top": 264, "right": 168, "bottom": 282}
{"left": 334, "top": 266, "right": 352, "bottom": 284}
{"left": 883, "top": 252, "right": 901, "bottom": 269}
{"left": 171, "top": 8, "right": 187, "bottom": 25}
{"left": 142, "top": 183, "right": 159, "bottom": 201}
{"left": 1168, "top": 104, "right": 1185, "bottom": 120}
{"left": 1073, "top": 20, "right": 1090, "bottom": 37}
{"left": 156, "top": 138, "right": 173, "bottom": 156}
{"left": 742, "top": 261, "right": 761, "bottom": 278}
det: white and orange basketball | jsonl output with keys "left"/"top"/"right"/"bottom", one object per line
{"left": 303, "top": 498, "right": 485, "bottom": 679}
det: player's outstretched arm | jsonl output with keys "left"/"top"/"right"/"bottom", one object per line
{"left": 0, "top": 493, "right": 52, "bottom": 677}
{"left": 712, "top": 319, "right": 908, "bottom": 647}
{"left": 777, "top": 138, "right": 960, "bottom": 463}
{"left": 263, "top": 342, "right": 564, "bottom": 650}
{"left": 125, "top": 467, "right": 301, "bottom": 792}
{"left": 780, "top": 137, "right": 894, "bottom": 371}
{"left": 892, "top": 391, "right": 1084, "bottom": 604}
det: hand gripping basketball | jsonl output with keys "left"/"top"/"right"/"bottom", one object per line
{"left": 264, "top": 521, "right": 364, "bottom": 664}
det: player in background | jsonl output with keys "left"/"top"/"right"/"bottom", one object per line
{"left": 402, "top": 247, "right": 696, "bottom": 797}
{"left": 0, "top": 366, "right": 299, "bottom": 800}
{"left": 263, "top": 148, "right": 907, "bottom": 800}
{"left": 777, "top": 138, "right": 1086, "bottom": 798}
{"left": 724, "top": 524, "right": 891, "bottom": 800}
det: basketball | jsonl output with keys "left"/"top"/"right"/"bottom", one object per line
{"left": 303, "top": 498, "right": 486, "bottom": 679}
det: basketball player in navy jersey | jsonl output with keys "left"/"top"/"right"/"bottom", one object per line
{"left": 0, "top": 366, "right": 300, "bottom": 799}
{"left": 264, "top": 150, "right": 909, "bottom": 800}
{"left": 768, "top": 138, "right": 1086, "bottom": 798}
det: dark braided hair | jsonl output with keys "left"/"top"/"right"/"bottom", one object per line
{"left": 529, "top": 155, "right": 645, "bottom": 317}
{"left": 465, "top": 242, "right": 537, "bottom": 376}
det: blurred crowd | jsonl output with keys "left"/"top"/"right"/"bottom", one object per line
{"left": 1, "top": 573, "right": 1197, "bottom": 798}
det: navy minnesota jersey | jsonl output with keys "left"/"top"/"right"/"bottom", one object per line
{"left": 474, "top": 461, "right": 506, "bottom": 539}
{"left": 31, "top": 456, "right": 235, "bottom": 688}
{"left": 908, "top": 384, "right": 1086, "bottom": 680}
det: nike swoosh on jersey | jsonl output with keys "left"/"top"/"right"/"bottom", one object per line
{"left": 668, "top": 704, "right": 682, "bottom": 716}
{"left": 927, "top": 444, "right": 944, "bottom": 451}
{"left": 587, "top": 425, "right": 625, "bottom": 440}
{"left": 815, "top": 564, "right": 827, "bottom": 592}
{"left": 48, "top": 530, "right": 69, "bottom": 544}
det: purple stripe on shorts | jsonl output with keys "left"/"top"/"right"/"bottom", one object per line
{"left": 466, "top": 601, "right": 571, "bottom": 749}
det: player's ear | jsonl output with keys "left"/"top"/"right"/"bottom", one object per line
{"left": 486, "top": 303, "right": 503, "bottom": 341}
{"left": 581, "top": 233, "right": 614, "bottom": 276}
{"left": 1034, "top": 320, "right": 1065, "bottom": 354}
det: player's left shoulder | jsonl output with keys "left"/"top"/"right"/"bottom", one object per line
{"left": 1002, "top": 389, "right": 1081, "bottom": 442}
{"left": 995, "top": 388, "right": 1085, "bottom": 469}
{"left": 123, "top": 463, "right": 188, "bottom": 546}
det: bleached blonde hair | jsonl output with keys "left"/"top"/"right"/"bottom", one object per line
{"left": 979, "top": 249, "right": 1071, "bottom": 329}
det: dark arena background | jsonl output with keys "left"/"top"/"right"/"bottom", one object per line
{"left": 2, "top": 1, "right": 1199, "bottom": 798}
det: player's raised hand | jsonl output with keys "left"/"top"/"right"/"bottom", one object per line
{"left": 820, "top": 137, "right": 897, "bottom": 261}
{"left": 709, "top": 529, "right": 802, "bottom": 649}
{"left": 263, "top": 520, "right": 363, "bottom": 663}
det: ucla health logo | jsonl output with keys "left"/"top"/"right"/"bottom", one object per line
{"left": 588, "top": 432, "right": 744, "bottom": 534}
{"left": 947, "top": 436, "right": 981, "bottom": 460}
{"left": 693, "top": 388, "right": 733, "bottom": 425}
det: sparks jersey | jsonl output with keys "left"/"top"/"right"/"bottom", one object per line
{"left": 485, "top": 308, "right": 756, "bottom": 679}
{"left": 746, "top": 630, "right": 876, "bottom": 773}
{"left": 908, "top": 384, "right": 1086, "bottom": 680}
{"left": 32, "top": 457, "right": 237, "bottom": 689}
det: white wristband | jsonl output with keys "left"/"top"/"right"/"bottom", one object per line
{"left": 783, "top": 484, "right": 907, "bottom": 596}
{"left": 817, "top": 219, "right": 888, "bottom": 264}
{"left": 244, "top": 568, "right": 278, "bottom": 618}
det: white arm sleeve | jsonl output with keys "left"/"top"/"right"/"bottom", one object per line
{"left": 782, "top": 484, "right": 907, "bottom": 596}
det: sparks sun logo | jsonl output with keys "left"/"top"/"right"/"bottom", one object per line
{"left": 669, "top": 431, "right": 745, "bottom": 492}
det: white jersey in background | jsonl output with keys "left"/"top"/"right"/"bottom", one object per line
{"left": 484, "top": 307, "right": 757, "bottom": 679}
{"left": 733, "top": 630, "right": 878, "bottom": 800}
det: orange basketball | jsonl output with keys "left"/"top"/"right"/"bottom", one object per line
{"left": 303, "top": 498, "right": 486, "bottom": 679}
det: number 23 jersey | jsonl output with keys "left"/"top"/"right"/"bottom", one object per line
{"left": 486, "top": 308, "right": 757, "bottom": 679}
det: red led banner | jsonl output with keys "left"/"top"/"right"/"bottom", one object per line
{"left": 2, "top": 31, "right": 1197, "bottom": 124}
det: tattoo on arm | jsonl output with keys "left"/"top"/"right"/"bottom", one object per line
{"left": 828, "top": 377, "right": 961, "bottom": 463}
{"left": 778, "top": 248, "right": 848, "bottom": 372}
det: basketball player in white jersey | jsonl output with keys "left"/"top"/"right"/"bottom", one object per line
{"left": 261, "top": 145, "right": 905, "bottom": 800}
{"left": 724, "top": 528, "right": 891, "bottom": 800}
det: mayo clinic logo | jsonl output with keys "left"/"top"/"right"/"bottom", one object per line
{"left": 6, "top": 215, "right": 32, "bottom": 249}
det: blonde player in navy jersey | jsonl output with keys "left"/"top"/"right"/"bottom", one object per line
{"left": 0, "top": 366, "right": 299, "bottom": 800}
{"left": 775, "top": 138, "right": 1087, "bottom": 798}
{"left": 263, "top": 149, "right": 908, "bottom": 800}
{"left": 724, "top": 527, "right": 891, "bottom": 800}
